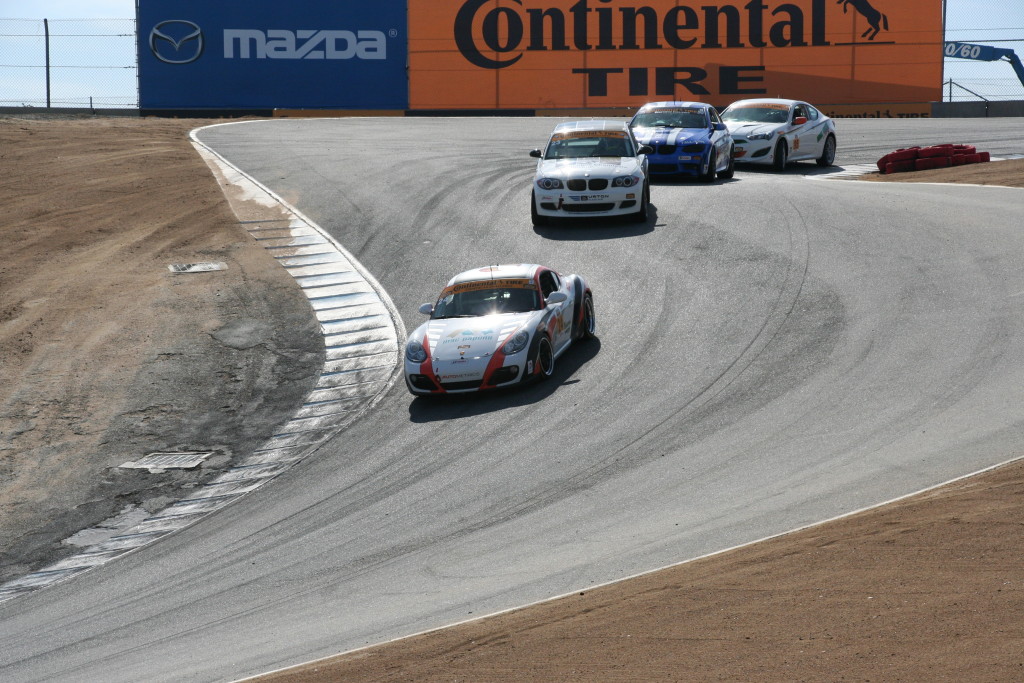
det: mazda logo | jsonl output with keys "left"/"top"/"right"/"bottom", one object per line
{"left": 150, "top": 20, "right": 203, "bottom": 64}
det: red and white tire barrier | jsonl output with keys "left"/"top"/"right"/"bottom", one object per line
{"left": 877, "top": 144, "right": 991, "bottom": 174}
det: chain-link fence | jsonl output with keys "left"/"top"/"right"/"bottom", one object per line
{"left": 0, "top": 18, "right": 137, "bottom": 109}
{"left": 0, "top": 5, "right": 1021, "bottom": 110}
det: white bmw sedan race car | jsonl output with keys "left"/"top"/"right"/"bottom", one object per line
{"left": 530, "top": 120, "right": 652, "bottom": 225}
{"left": 404, "top": 264, "right": 596, "bottom": 396}
{"left": 720, "top": 98, "right": 837, "bottom": 170}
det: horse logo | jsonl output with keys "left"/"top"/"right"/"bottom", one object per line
{"left": 838, "top": 0, "right": 889, "bottom": 41}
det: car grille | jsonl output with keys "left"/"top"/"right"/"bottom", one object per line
{"left": 440, "top": 380, "right": 483, "bottom": 391}
{"left": 562, "top": 202, "right": 616, "bottom": 213}
{"left": 650, "top": 163, "right": 678, "bottom": 173}
{"left": 566, "top": 179, "right": 609, "bottom": 191}
{"left": 409, "top": 374, "right": 438, "bottom": 391}
{"left": 657, "top": 144, "right": 676, "bottom": 154}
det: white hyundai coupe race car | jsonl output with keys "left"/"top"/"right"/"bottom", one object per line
{"left": 530, "top": 120, "right": 652, "bottom": 225}
{"left": 720, "top": 98, "right": 837, "bottom": 170}
{"left": 404, "top": 264, "right": 596, "bottom": 396}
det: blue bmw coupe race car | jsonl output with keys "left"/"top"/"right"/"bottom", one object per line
{"left": 628, "top": 101, "right": 735, "bottom": 181}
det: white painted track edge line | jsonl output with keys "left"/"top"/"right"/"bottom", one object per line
{"left": 231, "top": 453, "right": 1024, "bottom": 683}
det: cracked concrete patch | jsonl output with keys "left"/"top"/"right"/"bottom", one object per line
{"left": 211, "top": 318, "right": 274, "bottom": 350}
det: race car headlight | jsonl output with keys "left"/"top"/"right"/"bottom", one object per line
{"left": 612, "top": 174, "right": 641, "bottom": 187}
{"left": 502, "top": 330, "right": 530, "bottom": 355}
{"left": 536, "top": 178, "right": 563, "bottom": 190}
{"left": 747, "top": 132, "right": 776, "bottom": 140}
{"left": 405, "top": 340, "right": 428, "bottom": 363}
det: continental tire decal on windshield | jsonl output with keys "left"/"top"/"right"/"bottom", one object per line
{"left": 443, "top": 279, "right": 537, "bottom": 294}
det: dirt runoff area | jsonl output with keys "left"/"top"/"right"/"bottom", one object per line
{"left": 2, "top": 116, "right": 1023, "bottom": 682}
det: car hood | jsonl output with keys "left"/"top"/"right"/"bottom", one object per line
{"left": 724, "top": 122, "right": 781, "bottom": 139}
{"left": 537, "top": 156, "right": 642, "bottom": 178}
{"left": 632, "top": 126, "right": 711, "bottom": 146}
{"left": 419, "top": 313, "right": 534, "bottom": 361}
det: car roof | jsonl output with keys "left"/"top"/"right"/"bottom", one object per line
{"left": 447, "top": 264, "right": 541, "bottom": 286}
{"left": 724, "top": 98, "right": 803, "bottom": 108}
{"left": 550, "top": 119, "right": 631, "bottom": 135}
{"left": 636, "top": 101, "right": 712, "bottom": 110}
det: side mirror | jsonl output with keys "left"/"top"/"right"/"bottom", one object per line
{"left": 529, "top": 149, "right": 543, "bottom": 158}
{"left": 793, "top": 116, "right": 807, "bottom": 125}
{"left": 638, "top": 144, "right": 654, "bottom": 155}
{"left": 418, "top": 302, "right": 434, "bottom": 315}
{"left": 545, "top": 291, "right": 568, "bottom": 305}
{"left": 713, "top": 122, "right": 727, "bottom": 131}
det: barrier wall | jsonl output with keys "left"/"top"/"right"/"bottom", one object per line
{"left": 137, "top": 2, "right": 408, "bottom": 110}
{"left": 137, "top": 0, "right": 942, "bottom": 113}
{"left": 408, "top": 0, "right": 943, "bottom": 110}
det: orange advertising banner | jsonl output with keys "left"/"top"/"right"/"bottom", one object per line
{"left": 408, "top": 0, "right": 943, "bottom": 110}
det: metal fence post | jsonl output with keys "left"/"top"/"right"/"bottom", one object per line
{"left": 44, "top": 18, "right": 50, "bottom": 108}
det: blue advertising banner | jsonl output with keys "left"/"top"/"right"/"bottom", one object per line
{"left": 138, "top": 1, "right": 408, "bottom": 110}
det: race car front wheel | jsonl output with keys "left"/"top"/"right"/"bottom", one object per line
{"left": 536, "top": 335, "right": 555, "bottom": 380}
{"left": 580, "top": 295, "right": 596, "bottom": 339}
{"left": 773, "top": 140, "right": 789, "bottom": 171}
{"left": 816, "top": 135, "right": 836, "bottom": 167}
{"left": 700, "top": 150, "right": 717, "bottom": 182}
{"left": 531, "top": 190, "right": 549, "bottom": 226}
{"left": 718, "top": 146, "right": 736, "bottom": 179}
{"left": 631, "top": 182, "right": 649, "bottom": 223}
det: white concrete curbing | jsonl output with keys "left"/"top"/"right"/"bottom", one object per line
{"left": 0, "top": 122, "right": 406, "bottom": 603}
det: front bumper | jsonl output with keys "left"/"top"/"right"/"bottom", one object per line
{"left": 732, "top": 139, "right": 775, "bottom": 164}
{"left": 646, "top": 145, "right": 709, "bottom": 176}
{"left": 534, "top": 185, "right": 642, "bottom": 218}
{"left": 405, "top": 355, "right": 531, "bottom": 395}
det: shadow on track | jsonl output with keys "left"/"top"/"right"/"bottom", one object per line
{"left": 407, "top": 337, "right": 602, "bottom": 422}
{"left": 649, "top": 175, "right": 741, "bottom": 186}
{"left": 734, "top": 162, "right": 843, "bottom": 177}
{"left": 533, "top": 209, "right": 657, "bottom": 241}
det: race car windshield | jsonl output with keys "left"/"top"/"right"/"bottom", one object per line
{"left": 632, "top": 111, "right": 707, "bottom": 128}
{"left": 545, "top": 136, "right": 633, "bottom": 159}
{"left": 721, "top": 106, "right": 790, "bottom": 124}
{"left": 432, "top": 287, "right": 540, "bottom": 318}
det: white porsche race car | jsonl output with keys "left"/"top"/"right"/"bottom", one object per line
{"left": 404, "top": 264, "right": 596, "bottom": 396}
{"left": 721, "top": 98, "right": 837, "bottom": 170}
{"left": 530, "top": 120, "right": 653, "bottom": 225}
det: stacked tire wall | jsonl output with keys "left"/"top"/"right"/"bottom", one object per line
{"left": 877, "top": 145, "right": 991, "bottom": 174}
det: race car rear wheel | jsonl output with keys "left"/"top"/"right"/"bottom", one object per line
{"left": 700, "top": 150, "right": 717, "bottom": 182}
{"left": 580, "top": 294, "right": 596, "bottom": 339}
{"left": 773, "top": 140, "right": 789, "bottom": 171}
{"left": 816, "top": 134, "right": 836, "bottom": 167}
{"left": 718, "top": 146, "right": 735, "bottom": 179}
{"left": 536, "top": 335, "right": 555, "bottom": 380}
{"left": 531, "top": 190, "right": 549, "bottom": 226}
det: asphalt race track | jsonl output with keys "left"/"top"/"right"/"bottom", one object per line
{"left": 3, "top": 118, "right": 1024, "bottom": 682}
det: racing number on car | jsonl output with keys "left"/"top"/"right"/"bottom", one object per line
{"left": 546, "top": 301, "right": 572, "bottom": 350}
